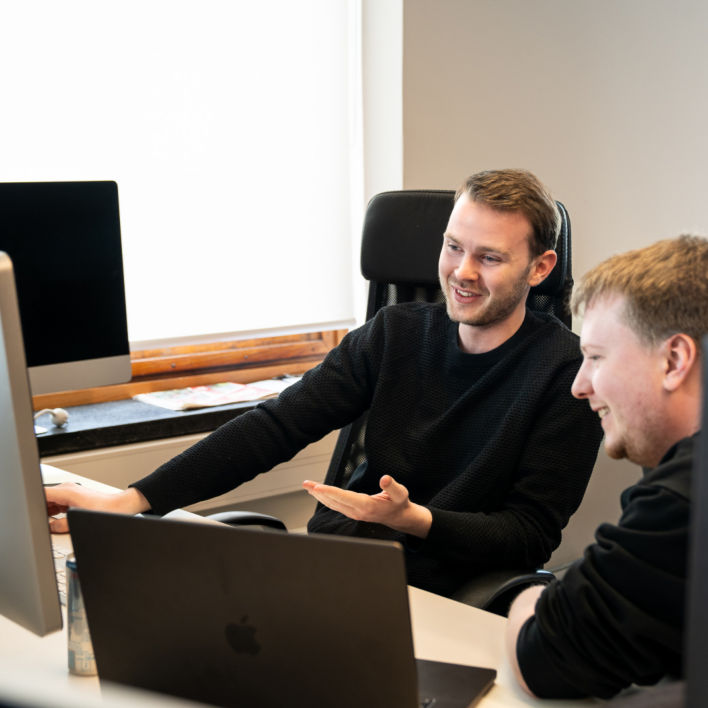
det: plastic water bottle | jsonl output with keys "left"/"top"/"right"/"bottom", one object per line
{"left": 66, "top": 554, "right": 97, "bottom": 676}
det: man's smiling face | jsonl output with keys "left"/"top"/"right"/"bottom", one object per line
{"left": 571, "top": 294, "right": 669, "bottom": 467}
{"left": 438, "top": 194, "right": 540, "bottom": 349}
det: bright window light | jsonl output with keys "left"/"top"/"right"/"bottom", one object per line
{"left": 0, "top": 1, "right": 360, "bottom": 346}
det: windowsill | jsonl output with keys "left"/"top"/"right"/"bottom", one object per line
{"left": 33, "top": 327, "right": 349, "bottom": 457}
{"left": 36, "top": 398, "right": 260, "bottom": 457}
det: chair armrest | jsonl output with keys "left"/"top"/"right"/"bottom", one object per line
{"left": 452, "top": 569, "right": 555, "bottom": 616}
{"left": 205, "top": 510, "right": 287, "bottom": 532}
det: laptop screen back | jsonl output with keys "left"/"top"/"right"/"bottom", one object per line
{"left": 69, "top": 510, "right": 422, "bottom": 708}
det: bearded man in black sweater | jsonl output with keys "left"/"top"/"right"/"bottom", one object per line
{"left": 507, "top": 235, "right": 706, "bottom": 700}
{"left": 47, "top": 169, "right": 602, "bottom": 597}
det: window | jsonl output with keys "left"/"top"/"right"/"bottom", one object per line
{"left": 0, "top": 1, "right": 361, "bottom": 349}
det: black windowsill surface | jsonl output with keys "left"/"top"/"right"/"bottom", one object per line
{"left": 36, "top": 398, "right": 258, "bottom": 457}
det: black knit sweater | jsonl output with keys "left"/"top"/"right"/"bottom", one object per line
{"left": 517, "top": 434, "right": 694, "bottom": 699}
{"left": 133, "top": 303, "right": 602, "bottom": 596}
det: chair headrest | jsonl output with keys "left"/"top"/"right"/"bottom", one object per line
{"left": 360, "top": 190, "right": 569, "bottom": 297}
{"left": 361, "top": 190, "right": 453, "bottom": 285}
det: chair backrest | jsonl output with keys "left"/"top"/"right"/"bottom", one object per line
{"left": 323, "top": 189, "right": 573, "bottom": 489}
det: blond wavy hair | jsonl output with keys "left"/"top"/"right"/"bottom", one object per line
{"left": 572, "top": 235, "right": 708, "bottom": 347}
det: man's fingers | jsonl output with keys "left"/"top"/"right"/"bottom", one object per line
{"left": 45, "top": 481, "right": 82, "bottom": 508}
{"left": 46, "top": 501, "right": 67, "bottom": 516}
{"left": 48, "top": 516, "right": 70, "bottom": 534}
{"left": 379, "top": 475, "right": 408, "bottom": 502}
{"left": 304, "top": 482, "right": 380, "bottom": 520}
{"left": 307, "top": 485, "right": 357, "bottom": 513}
{"left": 305, "top": 476, "right": 429, "bottom": 538}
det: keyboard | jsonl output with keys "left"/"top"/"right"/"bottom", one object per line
{"left": 52, "top": 542, "right": 69, "bottom": 606}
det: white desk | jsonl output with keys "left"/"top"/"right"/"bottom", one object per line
{"left": 0, "top": 467, "right": 600, "bottom": 707}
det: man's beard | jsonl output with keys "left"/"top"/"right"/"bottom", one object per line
{"left": 442, "top": 265, "right": 531, "bottom": 327}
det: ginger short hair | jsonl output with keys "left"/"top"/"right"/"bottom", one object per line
{"left": 455, "top": 169, "right": 560, "bottom": 257}
{"left": 572, "top": 234, "right": 708, "bottom": 347}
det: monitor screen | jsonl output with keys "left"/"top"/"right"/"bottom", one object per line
{"left": 0, "top": 252, "right": 62, "bottom": 635}
{"left": 0, "top": 181, "right": 131, "bottom": 395}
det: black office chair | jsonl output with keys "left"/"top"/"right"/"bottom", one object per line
{"left": 311, "top": 189, "right": 572, "bottom": 615}
{"left": 211, "top": 189, "right": 572, "bottom": 614}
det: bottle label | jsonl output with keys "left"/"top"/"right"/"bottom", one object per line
{"left": 66, "top": 554, "right": 97, "bottom": 676}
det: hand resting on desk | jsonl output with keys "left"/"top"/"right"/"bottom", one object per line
{"left": 302, "top": 474, "right": 433, "bottom": 538}
{"left": 45, "top": 483, "right": 150, "bottom": 533}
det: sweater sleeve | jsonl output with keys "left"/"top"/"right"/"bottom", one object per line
{"left": 418, "top": 358, "right": 602, "bottom": 570}
{"left": 516, "top": 483, "right": 689, "bottom": 699}
{"left": 131, "top": 317, "right": 383, "bottom": 515}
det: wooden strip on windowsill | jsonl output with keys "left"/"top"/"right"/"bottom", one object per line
{"left": 32, "top": 328, "right": 348, "bottom": 410}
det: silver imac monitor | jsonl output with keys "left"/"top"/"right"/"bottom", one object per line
{"left": 0, "top": 180, "right": 131, "bottom": 395}
{"left": 0, "top": 252, "right": 62, "bottom": 635}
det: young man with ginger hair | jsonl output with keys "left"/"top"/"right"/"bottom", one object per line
{"left": 507, "top": 235, "right": 707, "bottom": 700}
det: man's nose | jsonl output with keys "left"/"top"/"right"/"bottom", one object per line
{"left": 455, "top": 255, "right": 478, "bottom": 282}
{"left": 571, "top": 363, "right": 591, "bottom": 400}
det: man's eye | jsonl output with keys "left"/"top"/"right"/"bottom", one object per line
{"left": 481, "top": 255, "right": 501, "bottom": 264}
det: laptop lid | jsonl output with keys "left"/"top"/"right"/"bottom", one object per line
{"left": 68, "top": 510, "right": 495, "bottom": 708}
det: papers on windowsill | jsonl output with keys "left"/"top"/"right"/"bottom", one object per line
{"left": 133, "top": 376, "right": 301, "bottom": 411}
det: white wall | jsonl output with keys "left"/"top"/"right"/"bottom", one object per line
{"left": 399, "top": 0, "right": 708, "bottom": 563}
{"left": 402, "top": 0, "right": 708, "bottom": 265}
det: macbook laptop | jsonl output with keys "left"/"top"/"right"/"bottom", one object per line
{"left": 68, "top": 509, "right": 496, "bottom": 708}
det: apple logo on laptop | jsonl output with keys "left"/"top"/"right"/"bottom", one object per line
{"left": 225, "top": 615, "right": 261, "bottom": 655}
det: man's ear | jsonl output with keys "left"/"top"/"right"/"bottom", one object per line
{"left": 662, "top": 333, "right": 698, "bottom": 392}
{"left": 528, "top": 250, "right": 557, "bottom": 287}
